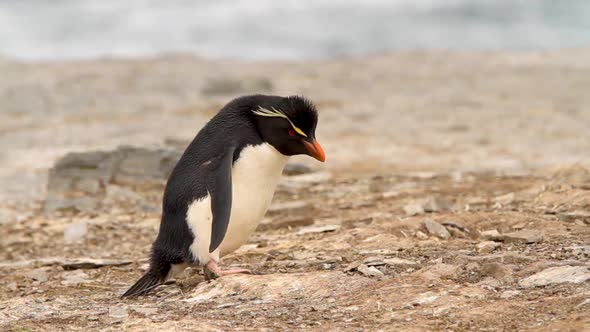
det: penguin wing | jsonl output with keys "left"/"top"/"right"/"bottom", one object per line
{"left": 207, "top": 146, "right": 235, "bottom": 253}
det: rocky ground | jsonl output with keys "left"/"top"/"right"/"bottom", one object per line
{"left": 1, "top": 50, "right": 590, "bottom": 331}
{"left": 1, "top": 162, "right": 589, "bottom": 331}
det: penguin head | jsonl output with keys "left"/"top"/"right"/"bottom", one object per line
{"left": 252, "top": 95, "right": 325, "bottom": 162}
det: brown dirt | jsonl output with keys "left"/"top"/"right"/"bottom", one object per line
{"left": 1, "top": 168, "right": 589, "bottom": 331}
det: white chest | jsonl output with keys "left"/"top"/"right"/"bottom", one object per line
{"left": 187, "top": 143, "right": 287, "bottom": 264}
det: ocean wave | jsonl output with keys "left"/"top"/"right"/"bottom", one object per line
{"left": 0, "top": 0, "right": 588, "bottom": 60}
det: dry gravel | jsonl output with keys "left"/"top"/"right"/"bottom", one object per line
{"left": 1, "top": 167, "right": 590, "bottom": 331}
{"left": 1, "top": 51, "right": 590, "bottom": 331}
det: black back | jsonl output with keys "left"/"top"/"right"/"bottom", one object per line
{"left": 152, "top": 95, "right": 269, "bottom": 264}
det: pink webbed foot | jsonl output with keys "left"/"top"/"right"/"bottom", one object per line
{"left": 203, "top": 260, "right": 252, "bottom": 280}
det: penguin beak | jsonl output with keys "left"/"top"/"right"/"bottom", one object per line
{"left": 303, "top": 139, "right": 326, "bottom": 162}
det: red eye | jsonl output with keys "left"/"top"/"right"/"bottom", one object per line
{"left": 288, "top": 129, "right": 296, "bottom": 136}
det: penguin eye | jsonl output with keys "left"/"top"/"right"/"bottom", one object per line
{"left": 288, "top": 129, "right": 296, "bottom": 137}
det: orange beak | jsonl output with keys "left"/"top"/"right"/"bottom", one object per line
{"left": 303, "top": 139, "right": 326, "bottom": 162}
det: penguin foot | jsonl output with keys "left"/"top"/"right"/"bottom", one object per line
{"left": 203, "top": 261, "right": 252, "bottom": 281}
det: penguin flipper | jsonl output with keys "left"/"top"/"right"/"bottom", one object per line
{"left": 208, "top": 146, "right": 235, "bottom": 253}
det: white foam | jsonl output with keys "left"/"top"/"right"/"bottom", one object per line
{"left": 0, "top": 0, "right": 586, "bottom": 60}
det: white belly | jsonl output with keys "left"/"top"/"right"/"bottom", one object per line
{"left": 186, "top": 143, "right": 288, "bottom": 264}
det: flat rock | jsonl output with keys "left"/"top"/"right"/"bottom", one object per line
{"left": 344, "top": 261, "right": 362, "bottom": 272}
{"left": 357, "top": 264, "right": 385, "bottom": 279}
{"left": 0, "top": 257, "right": 132, "bottom": 270}
{"left": 363, "top": 256, "right": 385, "bottom": 266}
{"left": 424, "top": 220, "right": 451, "bottom": 239}
{"left": 61, "top": 258, "right": 133, "bottom": 270}
{"left": 0, "top": 257, "right": 64, "bottom": 269}
{"left": 44, "top": 150, "right": 114, "bottom": 213}
{"left": 184, "top": 272, "right": 371, "bottom": 304}
{"left": 297, "top": 224, "right": 340, "bottom": 235}
{"left": 112, "top": 146, "right": 181, "bottom": 185}
{"left": 519, "top": 265, "right": 590, "bottom": 288}
{"left": 383, "top": 258, "right": 417, "bottom": 266}
{"left": 502, "top": 230, "right": 543, "bottom": 244}
{"left": 44, "top": 146, "right": 181, "bottom": 213}
{"left": 477, "top": 241, "right": 501, "bottom": 254}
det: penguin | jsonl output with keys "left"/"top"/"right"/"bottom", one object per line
{"left": 121, "top": 94, "right": 325, "bottom": 297}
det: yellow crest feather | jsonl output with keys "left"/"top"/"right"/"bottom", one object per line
{"left": 252, "top": 106, "right": 308, "bottom": 137}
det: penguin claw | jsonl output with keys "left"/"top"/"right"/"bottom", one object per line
{"left": 203, "top": 266, "right": 219, "bottom": 281}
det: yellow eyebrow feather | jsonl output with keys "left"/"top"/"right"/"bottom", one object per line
{"left": 252, "top": 106, "right": 308, "bottom": 137}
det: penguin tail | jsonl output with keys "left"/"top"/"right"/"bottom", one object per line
{"left": 121, "top": 259, "right": 171, "bottom": 298}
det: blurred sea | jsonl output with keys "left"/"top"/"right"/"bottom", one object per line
{"left": 0, "top": 0, "right": 589, "bottom": 60}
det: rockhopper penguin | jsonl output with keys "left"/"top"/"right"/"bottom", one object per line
{"left": 122, "top": 95, "right": 325, "bottom": 297}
